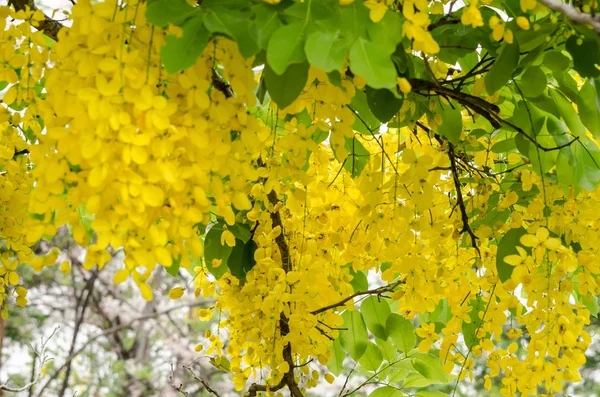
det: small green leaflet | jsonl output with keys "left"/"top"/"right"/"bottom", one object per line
{"left": 227, "top": 239, "right": 257, "bottom": 282}
{"left": 145, "top": 0, "right": 198, "bottom": 28}
{"left": 495, "top": 227, "right": 527, "bottom": 283}
{"left": 577, "top": 79, "right": 600, "bottom": 139}
{"left": 550, "top": 89, "right": 586, "bottom": 138}
{"left": 359, "top": 342, "right": 384, "bottom": 371}
{"left": 266, "top": 23, "right": 306, "bottom": 75}
{"left": 304, "top": 30, "right": 347, "bottom": 73}
{"left": 204, "top": 221, "right": 233, "bottom": 279}
{"left": 437, "top": 107, "right": 462, "bottom": 144}
{"left": 366, "top": 86, "right": 403, "bottom": 123}
{"left": 519, "top": 66, "right": 546, "bottom": 98}
{"left": 411, "top": 353, "right": 453, "bottom": 383}
{"left": 161, "top": 15, "right": 210, "bottom": 74}
{"left": 343, "top": 137, "right": 370, "bottom": 177}
{"left": 339, "top": 310, "right": 369, "bottom": 361}
{"left": 263, "top": 62, "right": 309, "bottom": 109}
{"left": 252, "top": 4, "right": 283, "bottom": 49}
{"left": 369, "top": 386, "right": 405, "bottom": 397}
{"left": 581, "top": 294, "right": 600, "bottom": 317}
{"left": 349, "top": 37, "right": 397, "bottom": 89}
{"left": 485, "top": 42, "right": 519, "bottom": 94}
{"left": 360, "top": 296, "right": 391, "bottom": 340}
{"left": 566, "top": 36, "right": 600, "bottom": 78}
{"left": 386, "top": 314, "right": 416, "bottom": 353}
{"left": 327, "top": 338, "right": 346, "bottom": 376}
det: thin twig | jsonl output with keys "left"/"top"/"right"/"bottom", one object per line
{"left": 0, "top": 326, "right": 60, "bottom": 393}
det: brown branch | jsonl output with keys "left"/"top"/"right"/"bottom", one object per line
{"left": 409, "top": 78, "right": 580, "bottom": 152}
{"left": 447, "top": 142, "right": 480, "bottom": 257}
{"left": 537, "top": 0, "right": 600, "bottom": 33}
{"left": 7, "top": 0, "right": 63, "bottom": 40}
{"left": 311, "top": 280, "right": 404, "bottom": 316}
{"left": 183, "top": 366, "right": 221, "bottom": 397}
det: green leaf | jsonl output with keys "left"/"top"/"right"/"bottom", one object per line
{"left": 349, "top": 268, "right": 368, "bottom": 292}
{"left": 519, "top": 66, "right": 546, "bottom": 98}
{"left": 550, "top": 89, "right": 586, "bottom": 138}
{"left": 204, "top": 8, "right": 259, "bottom": 58}
{"left": 543, "top": 50, "right": 570, "bottom": 72}
{"left": 574, "top": 137, "right": 600, "bottom": 191}
{"left": 305, "top": 30, "right": 347, "bottom": 72}
{"left": 366, "top": 11, "right": 403, "bottom": 54}
{"left": 566, "top": 36, "right": 600, "bottom": 78}
{"left": 228, "top": 222, "right": 252, "bottom": 243}
{"left": 161, "top": 15, "right": 210, "bottom": 74}
{"left": 327, "top": 338, "right": 346, "bottom": 376}
{"left": 581, "top": 294, "right": 599, "bottom": 317}
{"left": 204, "top": 222, "right": 233, "bottom": 279}
{"left": 340, "top": 310, "right": 369, "bottom": 361}
{"left": 264, "top": 62, "right": 309, "bottom": 109}
{"left": 266, "top": 23, "right": 306, "bottom": 75}
{"left": 0, "top": 81, "right": 8, "bottom": 91}
{"left": 485, "top": 42, "right": 519, "bottom": 94}
{"left": 577, "top": 79, "right": 600, "bottom": 139}
{"left": 437, "top": 107, "right": 462, "bottom": 144}
{"left": 350, "top": 89, "right": 381, "bottom": 133}
{"left": 343, "top": 137, "right": 370, "bottom": 177}
{"left": 339, "top": 0, "right": 370, "bottom": 40}
{"left": 349, "top": 37, "right": 397, "bottom": 89}
{"left": 369, "top": 386, "right": 405, "bottom": 397}
{"left": 491, "top": 138, "right": 516, "bottom": 153}
{"left": 360, "top": 296, "right": 391, "bottom": 340}
{"left": 386, "top": 314, "right": 416, "bottom": 353}
{"left": 403, "top": 372, "right": 437, "bottom": 388}
{"left": 165, "top": 255, "right": 182, "bottom": 277}
{"left": 227, "top": 239, "right": 257, "bottom": 282}
{"left": 252, "top": 4, "right": 283, "bottom": 49}
{"left": 366, "top": 87, "right": 403, "bottom": 123}
{"left": 416, "top": 391, "right": 450, "bottom": 397}
{"left": 359, "top": 342, "right": 384, "bottom": 371}
{"left": 145, "top": 0, "right": 198, "bottom": 28}
{"left": 411, "top": 353, "right": 453, "bottom": 383}
{"left": 495, "top": 227, "right": 527, "bottom": 283}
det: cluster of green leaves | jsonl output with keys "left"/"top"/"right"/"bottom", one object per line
{"left": 329, "top": 290, "right": 454, "bottom": 396}
{"left": 202, "top": 217, "right": 256, "bottom": 282}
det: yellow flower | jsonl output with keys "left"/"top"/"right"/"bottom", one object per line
{"left": 397, "top": 77, "right": 412, "bottom": 94}
{"left": 169, "top": 286, "right": 185, "bottom": 300}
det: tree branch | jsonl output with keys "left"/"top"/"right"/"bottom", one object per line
{"left": 537, "top": 0, "right": 600, "bottom": 33}
{"left": 448, "top": 142, "right": 480, "bottom": 257}
{"left": 7, "top": 0, "right": 63, "bottom": 39}
{"left": 311, "top": 280, "right": 404, "bottom": 316}
{"left": 0, "top": 326, "right": 59, "bottom": 393}
{"left": 34, "top": 303, "right": 208, "bottom": 397}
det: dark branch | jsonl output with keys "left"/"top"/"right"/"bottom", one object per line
{"left": 447, "top": 142, "right": 480, "bottom": 257}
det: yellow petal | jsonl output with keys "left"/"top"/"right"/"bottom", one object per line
{"left": 169, "top": 286, "right": 184, "bottom": 300}
{"left": 113, "top": 269, "right": 129, "bottom": 284}
{"left": 543, "top": 238, "right": 561, "bottom": 250}
{"left": 520, "top": 234, "right": 538, "bottom": 247}
{"left": 141, "top": 184, "right": 165, "bottom": 207}
{"left": 504, "top": 255, "right": 523, "bottom": 266}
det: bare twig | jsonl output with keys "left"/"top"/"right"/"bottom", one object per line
{"left": 0, "top": 326, "right": 60, "bottom": 393}
{"left": 34, "top": 303, "right": 208, "bottom": 397}
{"left": 183, "top": 365, "right": 221, "bottom": 397}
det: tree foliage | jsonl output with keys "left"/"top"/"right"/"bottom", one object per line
{"left": 1, "top": 0, "right": 600, "bottom": 395}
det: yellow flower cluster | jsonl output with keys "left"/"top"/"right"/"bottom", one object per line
{"left": 3, "top": 0, "right": 599, "bottom": 395}
{"left": 30, "top": 0, "right": 270, "bottom": 300}
{"left": 0, "top": 6, "right": 57, "bottom": 317}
